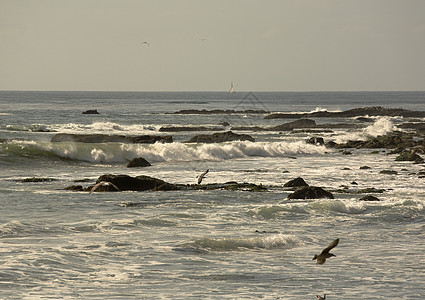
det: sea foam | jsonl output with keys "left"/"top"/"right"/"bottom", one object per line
{"left": 6, "top": 140, "right": 328, "bottom": 163}
{"left": 191, "top": 234, "right": 302, "bottom": 251}
{"left": 334, "top": 117, "right": 396, "bottom": 144}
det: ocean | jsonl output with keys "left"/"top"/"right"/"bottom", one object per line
{"left": 1, "top": 91, "right": 424, "bottom": 299}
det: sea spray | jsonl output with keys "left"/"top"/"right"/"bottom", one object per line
{"left": 334, "top": 117, "right": 396, "bottom": 144}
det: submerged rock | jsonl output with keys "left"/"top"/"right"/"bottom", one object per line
{"left": 360, "top": 195, "right": 381, "bottom": 201}
{"left": 380, "top": 170, "right": 398, "bottom": 175}
{"left": 159, "top": 126, "right": 223, "bottom": 132}
{"left": 306, "top": 137, "right": 325, "bottom": 146}
{"left": 21, "top": 177, "right": 58, "bottom": 183}
{"left": 395, "top": 150, "right": 424, "bottom": 163}
{"left": 126, "top": 157, "right": 152, "bottom": 168}
{"left": 287, "top": 186, "right": 334, "bottom": 199}
{"left": 82, "top": 109, "right": 100, "bottom": 114}
{"left": 185, "top": 131, "right": 255, "bottom": 143}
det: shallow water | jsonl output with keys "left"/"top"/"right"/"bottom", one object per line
{"left": 1, "top": 91, "right": 425, "bottom": 299}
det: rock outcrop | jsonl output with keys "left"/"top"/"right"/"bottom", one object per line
{"left": 185, "top": 131, "right": 255, "bottom": 143}
{"left": 284, "top": 177, "right": 309, "bottom": 187}
{"left": 51, "top": 133, "right": 173, "bottom": 144}
{"left": 265, "top": 106, "right": 425, "bottom": 119}
{"left": 126, "top": 157, "right": 152, "bottom": 168}
{"left": 287, "top": 186, "right": 334, "bottom": 199}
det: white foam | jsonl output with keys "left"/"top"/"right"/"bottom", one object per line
{"left": 50, "top": 122, "right": 160, "bottom": 134}
{"left": 310, "top": 199, "right": 367, "bottom": 214}
{"left": 193, "top": 234, "right": 302, "bottom": 251}
{"left": 334, "top": 117, "right": 396, "bottom": 144}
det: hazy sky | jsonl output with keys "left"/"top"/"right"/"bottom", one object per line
{"left": 1, "top": 0, "right": 425, "bottom": 91}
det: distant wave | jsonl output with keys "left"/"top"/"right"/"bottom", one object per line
{"left": 50, "top": 122, "right": 161, "bottom": 134}
{"left": 1, "top": 140, "right": 327, "bottom": 164}
{"left": 190, "top": 234, "right": 302, "bottom": 251}
{"left": 2, "top": 122, "right": 161, "bottom": 134}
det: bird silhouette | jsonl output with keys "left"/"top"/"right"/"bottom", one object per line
{"left": 90, "top": 181, "right": 121, "bottom": 193}
{"left": 316, "top": 294, "right": 326, "bottom": 299}
{"left": 313, "top": 238, "right": 339, "bottom": 264}
{"left": 196, "top": 169, "right": 209, "bottom": 184}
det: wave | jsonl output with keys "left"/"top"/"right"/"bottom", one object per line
{"left": 3, "top": 124, "right": 53, "bottom": 132}
{"left": 2, "top": 121, "right": 161, "bottom": 134}
{"left": 309, "top": 199, "right": 367, "bottom": 214}
{"left": 0, "top": 220, "right": 25, "bottom": 236}
{"left": 189, "top": 234, "right": 302, "bottom": 251}
{"left": 52, "top": 121, "right": 162, "bottom": 134}
{"left": 1, "top": 140, "right": 328, "bottom": 164}
{"left": 334, "top": 117, "right": 396, "bottom": 144}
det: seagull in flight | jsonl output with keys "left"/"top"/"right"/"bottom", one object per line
{"left": 90, "top": 181, "right": 121, "bottom": 193}
{"left": 197, "top": 169, "right": 209, "bottom": 184}
{"left": 313, "top": 238, "right": 339, "bottom": 264}
{"left": 141, "top": 41, "right": 150, "bottom": 46}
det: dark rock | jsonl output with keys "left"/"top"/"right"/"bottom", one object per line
{"left": 395, "top": 150, "right": 424, "bottom": 163}
{"left": 306, "top": 137, "right": 325, "bottom": 146}
{"left": 288, "top": 186, "right": 334, "bottom": 199}
{"left": 284, "top": 177, "right": 309, "bottom": 187}
{"left": 265, "top": 106, "right": 425, "bottom": 119}
{"left": 334, "top": 132, "right": 423, "bottom": 150}
{"left": 21, "top": 177, "right": 58, "bottom": 183}
{"left": 360, "top": 195, "right": 381, "bottom": 201}
{"left": 96, "top": 174, "right": 177, "bottom": 191}
{"left": 360, "top": 166, "right": 371, "bottom": 169}
{"left": 355, "top": 117, "right": 375, "bottom": 122}
{"left": 65, "top": 173, "right": 268, "bottom": 193}
{"left": 192, "top": 182, "right": 266, "bottom": 192}
{"left": 51, "top": 133, "right": 173, "bottom": 144}
{"left": 271, "top": 119, "right": 317, "bottom": 131}
{"left": 64, "top": 185, "right": 84, "bottom": 191}
{"left": 185, "top": 131, "right": 255, "bottom": 143}
{"left": 159, "top": 126, "right": 223, "bottom": 132}
{"left": 355, "top": 188, "right": 385, "bottom": 194}
{"left": 82, "top": 109, "right": 100, "bottom": 114}
{"left": 325, "top": 141, "right": 337, "bottom": 148}
{"left": 380, "top": 170, "right": 398, "bottom": 175}
{"left": 126, "top": 157, "right": 151, "bottom": 168}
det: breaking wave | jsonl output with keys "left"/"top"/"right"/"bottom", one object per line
{"left": 1, "top": 140, "right": 327, "bottom": 164}
{"left": 189, "top": 234, "right": 302, "bottom": 251}
{"left": 334, "top": 117, "right": 396, "bottom": 144}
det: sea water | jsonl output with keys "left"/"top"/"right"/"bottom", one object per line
{"left": 1, "top": 91, "right": 425, "bottom": 299}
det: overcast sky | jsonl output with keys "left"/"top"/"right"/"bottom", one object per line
{"left": 1, "top": 0, "right": 425, "bottom": 91}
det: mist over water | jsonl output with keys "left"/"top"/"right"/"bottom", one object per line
{"left": 1, "top": 91, "right": 425, "bottom": 299}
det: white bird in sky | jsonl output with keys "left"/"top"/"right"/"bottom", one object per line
{"left": 141, "top": 41, "right": 150, "bottom": 46}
